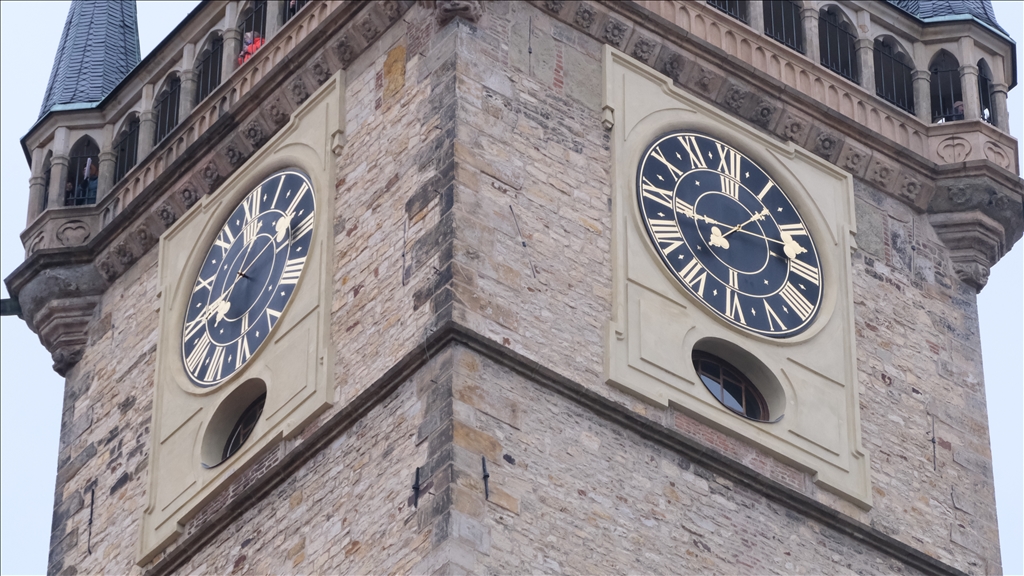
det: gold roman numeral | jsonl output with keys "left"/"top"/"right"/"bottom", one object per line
{"left": 185, "top": 332, "right": 212, "bottom": 373}
{"left": 764, "top": 300, "right": 787, "bottom": 331}
{"left": 650, "top": 147, "right": 684, "bottom": 180}
{"left": 789, "top": 258, "right": 820, "bottom": 285}
{"left": 641, "top": 177, "right": 675, "bottom": 210}
{"left": 213, "top": 227, "right": 235, "bottom": 252}
{"left": 780, "top": 282, "right": 814, "bottom": 320}
{"left": 205, "top": 345, "right": 226, "bottom": 382}
{"left": 236, "top": 334, "right": 252, "bottom": 369}
{"left": 757, "top": 181, "right": 774, "bottom": 200}
{"left": 279, "top": 256, "right": 306, "bottom": 285}
{"left": 293, "top": 212, "right": 315, "bottom": 240}
{"left": 716, "top": 143, "right": 741, "bottom": 199}
{"left": 285, "top": 182, "right": 309, "bottom": 216}
{"left": 778, "top": 223, "right": 807, "bottom": 236}
{"left": 675, "top": 198, "right": 695, "bottom": 220}
{"left": 725, "top": 288, "right": 746, "bottom": 325}
{"left": 680, "top": 257, "right": 708, "bottom": 297}
{"left": 242, "top": 191, "right": 261, "bottom": 223}
{"left": 677, "top": 135, "right": 707, "bottom": 169}
{"left": 728, "top": 269, "right": 739, "bottom": 290}
{"left": 192, "top": 275, "right": 214, "bottom": 294}
{"left": 649, "top": 219, "right": 685, "bottom": 255}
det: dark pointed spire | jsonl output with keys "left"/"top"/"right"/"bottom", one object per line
{"left": 39, "top": 0, "right": 141, "bottom": 119}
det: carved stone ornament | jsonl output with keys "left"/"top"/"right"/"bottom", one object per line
{"left": 436, "top": 0, "right": 482, "bottom": 26}
{"left": 56, "top": 220, "right": 90, "bottom": 247}
{"left": 929, "top": 211, "right": 1005, "bottom": 291}
{"left": 382, "top": 0, "right": 402, "bottom": 22}
{"left": 983, "top": 141, "right": 1011, "bottom": 170}
{"left": 266, "top": 98, "right": 289, "bottom": 126}
{"left": 51, "top": 347, "right": 84, "bottom": 377}
{"left": 335, "top": 35, "right": 355, "bottom": 68}
{"left": 290, "top": 77, "right": 310, "bottom": 105}
{"left": 813, "top": 131, "right": 840, "bottom": 160}
{"left": 632, "top": 37, "right": 657, "bottom": 63}
{"left": 781, "top": 115, "right": 807, "bottom": 144}
{"left": 749, "top": 98, "right": 776, "bottom": 128}
{"left": 243, "top": 121, "right": 266, "bottom": 148}
{"left": 201, "top": 161, "right": 221, "bottom": 187}
{"left": 97, "top": 257, "right": 119, "bottom": 282}
{"left": 659, "top": 53, "right": 686, "bottom": 84}
{"left": 156, "top": 202, "right": 178, "bottom": 227}
{"left": 544, "top": 0, "right": 565, "bottom": 14}
{"left": 310, "top": 56, "right": 331, "bottom": 86}
{"left": 866, "top": 158, "right": 896, "bottom": 191}
{"left": 133, "top": 226, "right": 156, "bottom": 253}
{"left": 936, "top": 136, "right": 972, "bottom": 163}
{"left": 224, "top": 144, "right": 247, "bottom": 167}
{"left": 180, "top": 186, "right": 200, "bottom": 209}
{"left": 574, "top": 4, "right": 596, "bottom": 31}
{"left": 723, "top": 85, "right": 748, "bottom": 112}
{"left": 358, "top": 16, "right": 379, "bottom": 42}
{"left": 114, "top": 241, "right": 135, "bottom": 266}
{"left": 603, "top": 19, "right": 628, "bottom": 47}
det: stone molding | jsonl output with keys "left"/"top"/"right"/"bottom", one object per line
{"left": 140, "top": 322, "right": 969, "bottom": 576}
{"left": 929, "top": 211, "right": 1005, "bottom": 291}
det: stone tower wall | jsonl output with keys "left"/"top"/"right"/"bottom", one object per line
{"left": 40, "top": 2, "right": 1002, "bottom": 575}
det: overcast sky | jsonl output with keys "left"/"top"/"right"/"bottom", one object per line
{"left": 1, "top": 2, "right": 1021, "bottom": 575}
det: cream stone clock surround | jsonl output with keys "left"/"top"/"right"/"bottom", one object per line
{"left": 138, "top": 72, "right": 345, "bottom": 563}
{"left": 602, "top": 45, "right": 871, "bottom": 508}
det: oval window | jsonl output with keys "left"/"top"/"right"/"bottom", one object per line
{"left": 693, "top": 351, "right": 769, "bottom": 422}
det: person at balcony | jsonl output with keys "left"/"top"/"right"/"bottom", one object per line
{"left": 237, "top": 31, "right": 264, "bottom": 66}
{"left": 953, "top": 101, "right": 964, "bottom": 121}
{"left": 76, "top": 158, "right": 99, "bottom": 204}
{"left": 64, "top": 180, "right": 76, "bottom": 205}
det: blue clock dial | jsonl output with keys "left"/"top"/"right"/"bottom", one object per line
{"left": 182, "top": 169, "right": 316, "bottom": 386}
{"left": 637, "top": 132, "right": 822, "bottom": 337}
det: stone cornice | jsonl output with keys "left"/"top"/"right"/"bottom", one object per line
{"left": 142, "top": 321, "right": 969, "bottom": 576}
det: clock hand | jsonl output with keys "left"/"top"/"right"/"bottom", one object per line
{"left": 721, "top": 208, "right": 769, "bottom": 238}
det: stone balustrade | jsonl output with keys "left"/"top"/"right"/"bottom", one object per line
{"left": 19, "top": 1, "right": 343, "bottom": 258}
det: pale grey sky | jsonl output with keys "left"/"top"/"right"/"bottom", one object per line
{"left": 1, "top": 2, "right": 1020, "bottom": 574}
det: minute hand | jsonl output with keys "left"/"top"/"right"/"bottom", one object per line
{"left": 721, "top": 209, "right": 768, "bottom": 238}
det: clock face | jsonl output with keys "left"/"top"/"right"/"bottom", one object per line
{"left": 636, "top": 131, "right": 822, "bottom": 337}
{"left": 182, "top": 169, "right": 316, "bottom": 386}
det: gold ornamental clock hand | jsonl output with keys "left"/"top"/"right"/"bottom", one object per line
{"left": 721, "top": 208, "right": 769, "bottom": 238}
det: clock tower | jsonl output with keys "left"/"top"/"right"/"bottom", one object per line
{"left": 5, "top": 1, "right": 1020, "bottom": 574}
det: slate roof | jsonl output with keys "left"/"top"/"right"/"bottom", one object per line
{"left": 39, "top": 0, "right": 141, "bottom": 119}
{"left": 886, "top": 0, "right": 1006, "bottom": 34}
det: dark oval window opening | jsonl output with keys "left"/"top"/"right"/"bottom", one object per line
{"left": 693, "top": 351, "right": 769, "bottom": 422}
{"left": 222, "top": 393, "right": 266, "bottom": 461}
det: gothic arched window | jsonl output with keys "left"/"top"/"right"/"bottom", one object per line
{"left": 873, "top": 37, "right": 914, "bottom": 114}
{"left": 818, "top": 6, "right": 857, "bottom": 83}
{"left": 154, "top": 75, "right": 182, "bottom": 144}
{"left": 238, "top": 1, "right": 268, "bottom": 66}
{"left": 930, "top": 50, "right": 963, "bottom": 123}
{"left": 66, "top": 136, "right": 100, "bottom": 206}
{"left": 764, "top": 0, "right": 804, "bottom": 53}
{"left": 195, "top": 34, "right": 224, "bottom": 104}
{"left": 113, "top": 115, "right": 140, "bottom": 184}
{"left": 707, "top": 0, "right": 748, "bottom": 23}
{"left": 42, "top": 151, "right": 53, "bottom": 211}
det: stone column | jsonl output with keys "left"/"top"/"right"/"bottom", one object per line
{"left": 138, "top": 83, "right": 157, "bottom": 158}
{"left": 748, "top": 0, "right": 764, "bottom": 34}
{"left": 801, "top": 6, "right": 819, "bottom": 62}
{"left": 223, "top": 2, "right": 242, "bottom": 76}
{"left": 912, "top": 69, "right": 931, "bottom": 123}
{"left": 959, "top": 64, "right": 980, "bottom": 121}
{"left": 856, "top": 38, "right": 875, "bottom": 93}
{"left": 265, "top": 0, "right": 285, "bottom": 38}
{"left": 179, "top": 43, "right": 198, "bottom": 118}
{"left": 991, "top": 82, "right": 1009, "bottom": 131}
{"left": 27, "top": 148, "right": 47, "bottom": 223}
{"left": 47, "top": 127, "right": 71, "bottom": 209}
{"left": 97, "top": 123, "right": 116, "bottom": 200}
